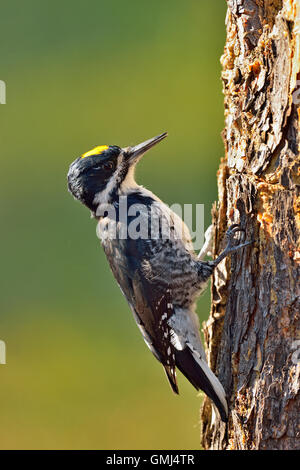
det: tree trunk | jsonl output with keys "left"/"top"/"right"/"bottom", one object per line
{"left": 201, "top": 0, "right": 300, "bottom": 450}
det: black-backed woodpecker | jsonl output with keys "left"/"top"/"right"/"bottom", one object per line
{"left": 67, "top": 133, "right": 252, "bottom": 422}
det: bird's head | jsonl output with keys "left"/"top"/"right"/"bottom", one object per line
{"left": 67, "top": 132, "right": 167, "bottom": 213}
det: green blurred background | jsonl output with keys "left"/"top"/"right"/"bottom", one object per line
{"left": 0, "top": 0, "right": 226, "bottom": 449}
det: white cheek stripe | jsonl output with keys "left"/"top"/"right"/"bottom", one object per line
{"left": 93, "top": 154, "right": 125, "bottom": 205}
{"left": 119, "top": 165, "right": 139, "bottom": 194}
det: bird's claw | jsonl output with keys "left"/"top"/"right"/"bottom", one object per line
{"left": 210, "top": 223, "right": 253, "bottom": 268}
{"left": 225, "top": 223, "right": 245, "bottom": 247}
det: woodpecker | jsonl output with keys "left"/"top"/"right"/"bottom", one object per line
{"left": 67, "top": 133, "right": 252, "bottom": 422}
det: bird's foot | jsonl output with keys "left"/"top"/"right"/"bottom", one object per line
{"left": 209, "top": 224, "right": 253, "bottom": 268}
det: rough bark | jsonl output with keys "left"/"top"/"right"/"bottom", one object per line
{"left": 201, "top": 0, "right": 300, "bottom": 450}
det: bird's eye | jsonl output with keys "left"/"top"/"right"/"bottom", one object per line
{"left": 103, "top": 161, "right": 114, "bottom": 171}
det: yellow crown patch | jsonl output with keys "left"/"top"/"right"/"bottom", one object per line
{"left": 81, "top": 145, "right": 109, "bottom": 159}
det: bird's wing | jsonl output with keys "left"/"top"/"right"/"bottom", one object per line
{"left": 103, "top": 236, "right": 178, "bottom": 393}
{"left": 102, "top": 235, "right": 228, "bottom": 421}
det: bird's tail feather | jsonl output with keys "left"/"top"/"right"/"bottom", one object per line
{"left": 175, "top": 347, "right": 228, "bottom": 422}
{"left": 164, "top": 365, "right": 179, "bottom": 394}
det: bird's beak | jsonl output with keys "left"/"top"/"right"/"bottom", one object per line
{"left": 125, "top": 132, "right": 168, "bottom": 165}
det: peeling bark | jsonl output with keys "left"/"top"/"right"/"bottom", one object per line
{"left": 201, "top": 0, "right": 300, "bottom": 450}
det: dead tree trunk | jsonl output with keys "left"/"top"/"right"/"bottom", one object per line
{"left": 201, "top": 0, "right": 300, "bottom": 450}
